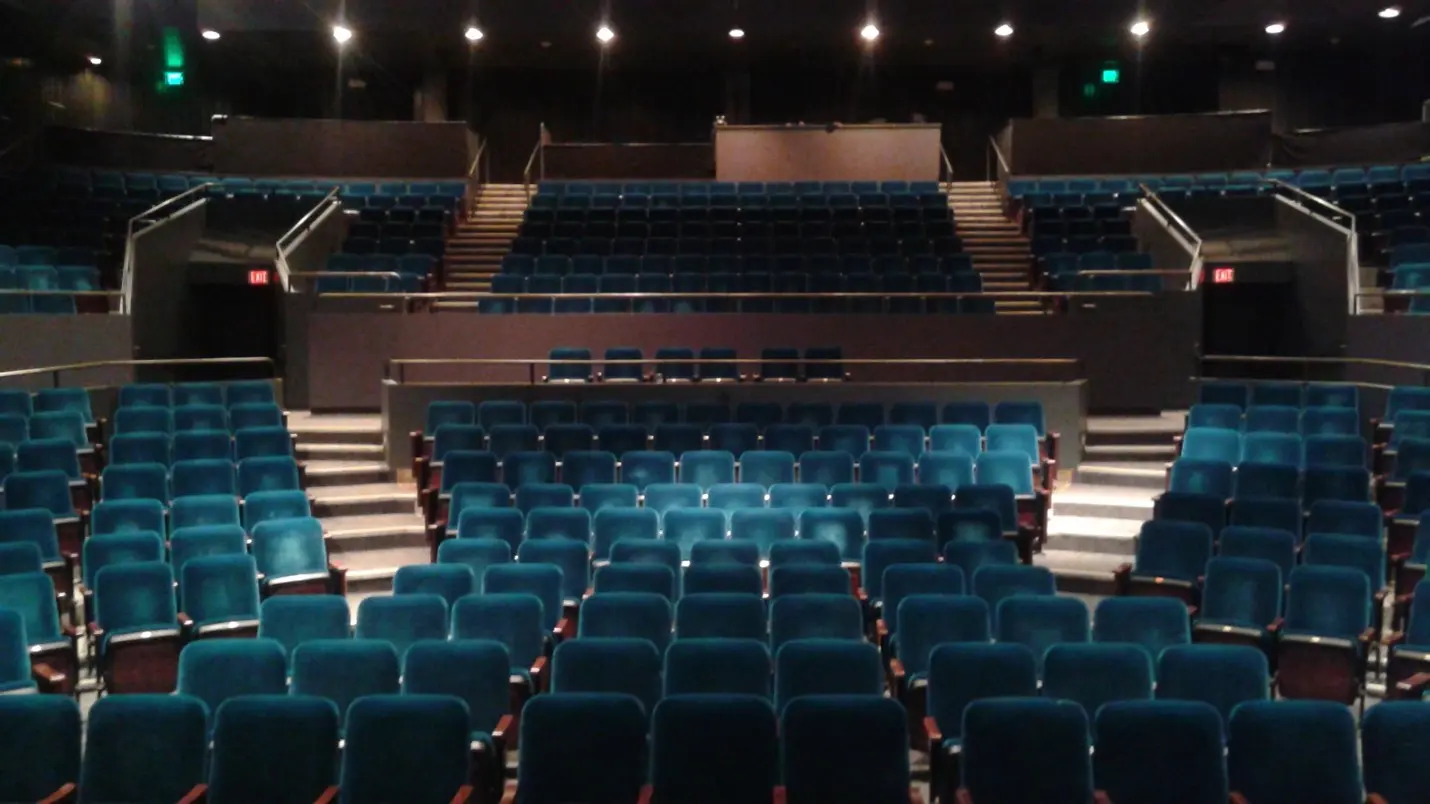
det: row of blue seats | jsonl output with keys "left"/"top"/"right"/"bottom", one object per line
{"left": 1391, "top": 243, "right": 1430, "bottom": 267}
{"left": 1187, "top": 405, "right": 1364, "bottom": 440}
{"left": 538, "top": 179, "right": 944, "bottom": 196}
{"left": 108, "top": 427, "right": 294, "bottom": 467}
{"left": 530, "top": 192, "right": 951, "bottom": 212}
{"left": 352, "top": 204, "right": 456, "bottom": 224}
{"left": 500, "top": 252, "right": 977, "bottom": 276}
{"left": 519, "top": 218, "right": 958, "bottom": 240}
{"left": 1040, "top": 252, "right": 1157, "bottom": 275}
{"left": 47, "top": 168, "right": 465, "bottom": 199}
{"left": 339, "top": 235, "right": 445, "bottom": 258}
{"left": 110, "top": 404, "right": 285, "bottom": 436}
{"left": 1029, "top": 217, "right": 1135, "bottom": 240}
{"left": 420, "top": 397, "right": 1048, "bottom": 434}
{"left": 524, "top": 205, "right": 953, "bottom": 225}
{"left": 1196, "top": 380, "right": 1360, "bottom": 411}
{"left": 113, "top": 380, "right": 277, "bottom": 411}
{"left": 1008, "top": 164, "right": 1430, "bottom": 199}
{"left": 325, "top": 253, "right": 437, "bottom": 279}
{"left": 0, "top": 245, "right": 98, "bottom": 267}
{"left": 345, "top": 221, "right": 447, "bottom": 241}
{"left": 1178, "top": 429, "right": 1368, "bottom": 467}
{"left": 507, "top": 235, "right": 966, "bottom": 258}
{"left": 89, "top": 457, "right": 303, "bottom": 505}
{"left": 1029, "top": 232, "right": 1140, "bottom": 256}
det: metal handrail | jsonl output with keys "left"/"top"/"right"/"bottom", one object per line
{"left": 0, "top": 356, "right": 278, "bottom": 386}
{"left": 274, "top": 186, "right": 343, "bottom": 293}
{"left": 465, "top": 136, "right": 487, "bottom": 219}
{"left": 1137, "top": 184, "right": 1203, "bottom": 290}
{"left": 1265, "top": 179, "right": 1356, "bottom": 232}
{"left": 387, "top": 355, "right": 1081, "bottom": 384}
{"left": 987, "top": 135, "right": 1011, "bottom": 183}
{"left": 290, "top": 271, "right": 406, "bottom": 282}
{"left": 122, "top": 182, "right": 215, "bottom": 314}
{"left": 1201, "top": 354, "right": 1430, "bottom": 372}
{"left": 939, "top": 145, "right": 955, "bottom": 185}
{"left": 521, "top": 125, "right": 545, "bottom": 202}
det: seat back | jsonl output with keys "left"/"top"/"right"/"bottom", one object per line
{"left": 781, "top": 696, "right": 911, "bottom": 804}
{"left": 962, "top": 699, "right": 1092, "bottom": 803}
{"left": 0, "top": 696, "right": 80, "bottom": 803}
{"left": 209, "top": 695, "right": 340, "bottom": 804}
{"left": 650, "top": 694, "right": 779, "bottom": 804}
{"left": 1093, "top": 700, "right": 1229, "bottom": 804}
{"left": 402, "top": 640, "right": 511, "bottom": 736}
{"left": 176, "top": 638, "right": 287, "bottom": 717}
{"left": 516, "top": 693, "right": 649, "bottom": 804}
{"left": 340, "top": 695, "right": 471, "bottom": 804}
{"left": 257, "top": 595, "right": 352, "bottom": 659}
{"left": 551, "top": 637, "right": 663, "bottom": 717}
{"left": 81, "top": 695, "right": 208, "bottom": 803}
{"left": 664, "top": 638, "right": 771, "bottom": 698}
{"left": 450, "top": 593, "right": 545, "bottom": 670}
{"left": 1227, "top": 700, "right": 1362, "bottom": 804}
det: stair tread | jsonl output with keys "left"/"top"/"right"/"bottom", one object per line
{"left": 322, "top": 512, "right": 426, "bottom": 536}
{"left": 309, "top": 482, "right": 417, "bottom": 504}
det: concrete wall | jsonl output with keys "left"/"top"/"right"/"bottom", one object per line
{"left": 383, "top": 379, "right": 1088, "bottom": 473}
{"left": 1275, "top": 197, "right": 1353, "bottom": 358}
{"left": 130, "top": 199, "right": 208, "bottom": 365}
{"left": 714, "top": 124, "right": 942, "bottom": 182}
{"left": 0, "top": 316, "right": 135, "bottom": 391}
{"left": 305, "top": 295, "right": 1200, "bottom": 414}
{"left": 212, "top": 117, "right": 470, "bottom": 178}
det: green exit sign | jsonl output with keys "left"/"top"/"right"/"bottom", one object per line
{"left": 164, "top": 70, "right": 184, "bottom": 86}
{"left": 1101, "top": 67, "right": 1120, "bottom": 84}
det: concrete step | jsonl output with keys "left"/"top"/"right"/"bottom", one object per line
{"left": 1050, "top": 484, "right": 1157, "bottom": 520}
{"left": 310, "top": 483, "right": 419, "bottom": 518}
{"left": 288, "top": 412, "right": 383, "bottom": 446}
{"left": 1082, "top": 443, "right": 1177, "bottom": 463}
{"left": 323, "top": 512, "right": 428, "bottom": 552}
{"left": 296, "top": 442, "right": 385, "bottom": 462}
{"left": 304, "top": 460, "right": 393, "bottom": 487}
{"left": 1035, "top": 550, "right": 1123, "bottom": 595}
{"left": 334, "top": 544, "right": 433, "bottom": 594}
{"left": 1045, "top": 514, "right": 1141, "bottom": 555}
{"left": 1075, "top": 462, "right": 1167, "bottom": 490}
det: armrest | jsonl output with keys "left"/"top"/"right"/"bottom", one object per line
{"left": 33, "top": 662, "right": 66, "bottom": 693}
{"left": 890, "top": 658, "right": 906, "bottom": 684}
{"left": 1230, "top": 794, "right": 1250, "bottom": 804}
{"left": 86, "top": 622, "right": 105, "bottom": 640}
{"left": 177, "top": 612, "right": 195, "bottom": 630}
{"left": 530, "top": 655, "right": 548, "bottom": 692}
{"left": 1046, "top": 432, "right": 1060, "bottom": 463}
{"left": 639, "top": 785, "right": 654, "bottom": 804}
{"left": 1385, "top": 631, "right": 1407, "bottom": 648}
{"left": 492, "top": 713, "right": 512, "bottom": 744}
{"left": 1112, "top": 563, "right": 1132, "bottom": 596}
{"left": 554, "top": 618, "right": 573, "bottom": 641}
{"left": 328, "top": 564, "right": 348, "bottom": 596}
{"left": 1396, "top": 671, "right": 1430, "bottom": 699}
{"left": 176, "top": 784, "right": 208, "bottom": 804}
{"left": 36, "top": 783, "right": 76, "bottom": 804}
{"left": 955, "top": 790, "right": 974, "bottom": 804}
{"left": 314, "top": 786, "right": 339, "bottom": 804}
{"left": 1093, "top": 793, "right": 1112, "bottom": 804}
{"left": 856, "top": 589, "right": 868, "bottom": 604}
{"left": 910, "top": 787, "right": 926, "bottom": 804}
{"left": 923, "top": 716, "right": 943, "bottom": 746}
{"left": 500, "top": 790, "right": 517, "bottom": 804}
{"left": 1266, "top": 618, "right": 1283, "bottom": 636}
{"left": 1369, "top": 794, "right": 1392, "bottom": 804}
{"left": 875, "top": 618, "right": 889, "bottom": 648}
{"left": 1361, "top": 627, "right": 1378, "bottom": 648}
{"left": 449, "top": 785, "right": 473, "bottom": 803}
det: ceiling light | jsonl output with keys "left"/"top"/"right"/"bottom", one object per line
{"left": 1129, "top": 20, "right": 1151, "bottom": 37}
{"left": 332, "top": 25, "right": 353, "bottom": 44}
{"left": 1380, "top": 6, "right": 1402, "bottom": 18}
{"left": 1265, "top": 22, "right": 1286, "bottom": 34}
{"left": 596, "top": 25, "right": 615, "bottom": 43}
{"left": 200, "top": 29, "right": 221, "bottom": 41}
{"left": 87, "top": 56, "right": 102, "bottom": 66}
{"left": 729, "top": 28, "right": 745, "bottom": 39}
{"left": 860, "top": 23, "right": 880, "bottom": 41}
{"left": 464, "top": 26, "right": 484, "bottom": 42}
{"left": 994, "top": 23, "right": 1014, "bottom": 37}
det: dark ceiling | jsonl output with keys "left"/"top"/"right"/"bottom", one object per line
{"left": 3, "top": 0, "right": 1428, "bottom": 71}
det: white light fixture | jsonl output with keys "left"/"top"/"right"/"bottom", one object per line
{"left": 464, "top": 26, "right": 484, "bottom": 42}
{"left": 1129, "top": 19, "right": 1151, "bottom": 37}
{"left": 596, "top": 25, "right": 615, "bottom": 43}
{"left": 1380, "top": 6, "right": 1402, "bottom": 19}
{"left": 860, "top": 23, "right": 880, "bottom": 41}
{"left": 994, "top": 23, "right": 1014, "bottom": 38}
{"left": 1265, "top": 22, "right": 1286, "bottom": 35}
{"left": 729, "top": 27, "right": 745, "bottom": 39}
{"left": 87, "top": 55, "right": 102, "bottom": 66}
{"left": 201, "top": 29, "right": 221, "bottom": 41}
{"left": 332, "top": 25, "right": 353, "bottom": 44}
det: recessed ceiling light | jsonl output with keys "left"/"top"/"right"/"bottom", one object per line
{"left": 1129, "top": 20, "right": 1151, "bottom": 37}
{"left": 200, "top": 29, "right": 221, "bottom": 41}
{"left": 87, "top": 55, "right": 102, "bottom": 66}
{"left": 332, "top": 25, "right": 353, "bottom": 44}
{"left": 860, "top": 23, "right": 880, "bottom": 41}
{"left": 729, "top": 28, "right": 745, "bottom": 39}
{"left": 465, "top": 27, "right": 484, "bottom": 42}
{"left": 1380, "top": 6, "right": 1402, "bottom": 18}
{"left": 994, "top": 23, "right": 1014, "bottom": 38}
{"left": 1265, "top": 22, "right": 1286, "bottom": 35}
{"left": 596, "top": 25, "right": 615, "bottom": 43}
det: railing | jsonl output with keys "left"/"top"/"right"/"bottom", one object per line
{"left": 1137, "top": 183, "right": 1204, "bottom": 290}
{"left": 1199, "top": 354, "right": 1430, "bottom": 388}
{"left": 311, "top": 289, "right": 1159, "bottom": 313}
{"left": 521, "top": 123, "right": 547, "bottom": 201}
{"left": 464, "top": 136, "right": 488, "bottom": 220}
{"left": 121, "top": 183, "right": 215, "bottom": 314}
{"left": 386, "top": 356, "right": 1082, "bottom": 385}
{"left": 274, "top": 186, "right": 344, "bottom": 293}
{"left": 986, "top": 136, "right": 1012, "bottom": 185}
{"left": 939, "top": 145, "right": 955, "bottom": 185}
{"left": 1264, "top": 178, "right": 1362, "bottom": 315}
{"left": 0, "top": 356, "right": 278, "bottom": 388}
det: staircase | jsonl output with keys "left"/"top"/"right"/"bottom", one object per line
{"left": 442, "top": 184, "right": 529, "bottom": 292}
{"left": 946, "top": 181, "right": 1037, "bottom": 314}
{"left": 1036, "top": 412, "right": 1184, "bottom": 593}
{"left": 289, "top": 412, "right": 426, "bottom": 617}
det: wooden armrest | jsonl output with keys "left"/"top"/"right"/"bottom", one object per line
{"left": 60, "top": 622, "right": 79, "bottom": 640}
{"left": 910, "top": 787, "right": 926, "bottom": 804}
{"left": 530, "top": 655, "right": 548, "bottom": 691}
{"left": 856, "top": 589, "right": 868, "bottom": 604}
{"left": 500, "top": 789, "right": 517, "bottom": 804}
{"left": 773, "top": 787, "right": 786, "bottom": 804}
{"left": 177, "top": 612, "right": 194, "bottom": 630}
{"left": 33, "top": 662, "right": 66, "bottom": 692}
{"left": 923, "top": 716, "right": 943, "bottom": 745}
{"left": 449, "top": 785, "right": 473, "bottom": 803}
{"left": 86, "top": 622, "right": 104, "bottom": 639}
{"left": 1397, "top": 672, "right": 1430, "bottom": 699}
{"left": 1385, "top": 631, "right": 1407, "bottom": 647}
{"left": 639, "top": 785, "right": 654, "bottom": 804}
{"left": 1230, "top": 793, "right": 1250, "bottom": 804}
{"left": 890, "top": 658, "right": 906, "bottom": 683}
{"left": 176, "top": 784, "right": 208, "bottom": 804}
{"left": 875, "top": 618, "right": 889, "bottom": 644}
{"left": 1112, "top": 563, "right": 1132, "bottom": 595}
{"left": 554, "top": 618, "right": 573, "bottom": 640}
{"left": 493, "top": 714, "right": 513, "bottom": 744}
{"left": 955, "top": 789, "right": 974, "bottom": 804}
{"left": 1361, "top": 627, "right": 1378, "bottom": 647}
{"left": 1369, "top": 793, "right": 1392, "bottom": 804}
{"left": 314, "top": 786, "right": 339, "bottom": 804}
{"left": 36, "top": 782, "right": 76, "bottom": 804}
{"left": 1266, "top": 618, "right": 1283, "bottom": 635}
{"left": 1186, "top": 604, "right": 1199, "bottom": 619}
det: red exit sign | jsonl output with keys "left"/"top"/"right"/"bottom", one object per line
{"left": 1211, "top": 266, "right": 1236, "bottom": 284}
{"left": 248, "top": 269, "right": 270, "bottom": 286}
